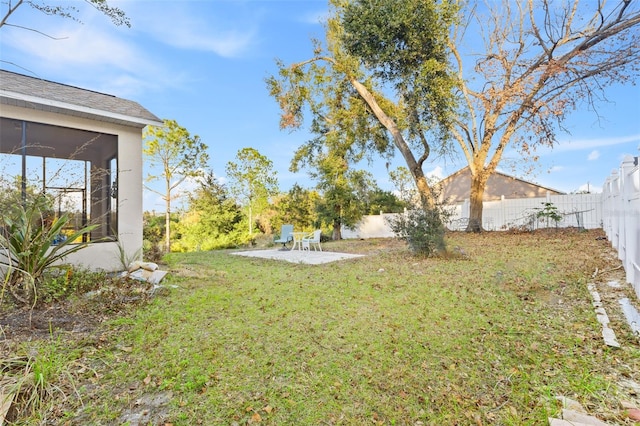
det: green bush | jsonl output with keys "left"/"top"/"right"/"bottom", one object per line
{"left": 536, "top": 202, "right": 563, "bottom": 229}
{"left": 143, "top": 239, "right": 165, "bottom": 263}
{"left": 387, "top": 206, "right": 450, "bottom": 257}
{"left": 0, "top": 194, "right": 96, "bottom": 305}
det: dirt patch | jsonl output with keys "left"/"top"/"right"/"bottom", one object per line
{"left": 1, "top": 305, "right": 95, "bottom": 339}
{"left": 0, "top": 277, "right": 157, "bottom": 356}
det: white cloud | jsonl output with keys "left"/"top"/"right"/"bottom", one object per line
{"left": 0, "top": 10, "right": 198, "bottom": 99}
{"left": 4, "top": 21, "right": 140, "bottom": 71}
{"left": 427, "top": 165, "right": 445, "bottom": 180}
{"left": 587, "top": 150, "right": 600, "bottom": 161}
{"left": 128, "top": 3, "right": 257, "bottom": 58}
{"left": 154, "top": 25, "right": 255, "bottom": 58}
{"left": 555, "top": 134, "right": 640, "bottom": 152}
{"left": 298, "top": 9, "right": 329, "bottom": 25}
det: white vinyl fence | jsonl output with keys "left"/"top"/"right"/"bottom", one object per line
{"left": 602, "top": 155, "right": 640, "bottom": 299}
{"left": 342, "top": 192, "right": 602, "bottom": 239}
{"left": 446, "top": 193, "right": 602, "bottom": 231}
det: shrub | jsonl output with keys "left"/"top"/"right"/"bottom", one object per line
{"left": 0, "top": 194, "right": 96, "bottom": 305}
{"left": 535, "top": 202, "right": 563, "bottom": 229}
{"left": 387, "top": 205, "right": 451, "bottom": 257}
{"left": 143, "top": 240, "right": 165, "bottom": 263}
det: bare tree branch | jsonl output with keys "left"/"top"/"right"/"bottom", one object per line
{"left": 2, "top": 22, "right": 67, "bottom": 39}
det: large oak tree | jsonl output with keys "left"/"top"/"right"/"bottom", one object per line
{"left": 269, "top": 0, "right": 640, "bottom": 232}
{"left": 267, "top": 0, "right": 458, "bottom": 211}
{"left": 444, "top": 0, "right": 640, "bottom": 231}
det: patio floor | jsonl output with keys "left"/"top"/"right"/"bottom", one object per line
{"left": 230, "top": 249, "right": 365, "bottom": 265}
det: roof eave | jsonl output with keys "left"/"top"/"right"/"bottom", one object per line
{"left": 0, "top": 90, "right": 163, "bottom": 128}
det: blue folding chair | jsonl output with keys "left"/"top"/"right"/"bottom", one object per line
{"left": 274, "top": 224, "right": 294, "bottom": 249}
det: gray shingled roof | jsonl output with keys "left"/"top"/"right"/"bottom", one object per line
{"left": 0, "top": 69, "right": 162, "bottom": 128}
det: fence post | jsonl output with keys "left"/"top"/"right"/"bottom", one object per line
{"left": 610, "top": 170, "right": 621, "bottom": 250}
{"left": 462, "top": 198, "right": 470, "bottom": 219}
{"left": 602, "top": 178, "right": 611, "bottom": 237}
{"left": 621, "top": 156, "right": 638, "bottom": 287}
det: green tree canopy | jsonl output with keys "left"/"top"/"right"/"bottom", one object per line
{"left": 389, "top": 166, "right": 419, "bottom": 207}
{"left": 340, "top": 0, "right": 640, "bottom": 231}
{"left": 173, "top": 171, "right": 247, "bottom": 251}
{"left": 143, "top": 118, "right": 209, "bottom": 252}
{"left": 267, "top": 0, "right": 459, "bottom": 211}
{"left": 272, "top": 184, "right": 320, "bottom": 232}
{"left": 364, "top": 188, "right": 408, "bottom": 215}
{"left": 225, "top": 148, "right": 279, "bottom": 235}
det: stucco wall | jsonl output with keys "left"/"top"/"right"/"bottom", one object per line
{"left": 438, "top": 168, "right": 564, "bottom": 203}
{"left": 0, "top": 104, "right": 143, "bottom": 271}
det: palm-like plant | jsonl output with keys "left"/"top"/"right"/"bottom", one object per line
{"left": 0, "top": 194, "right": 97, "bottom": 305}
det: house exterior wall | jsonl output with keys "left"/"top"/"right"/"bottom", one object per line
{"left": 0, "top": 104, "right": 143, "bottom": 271}
{"left": 438, "top": 168, "right": 564, "bottom": 203}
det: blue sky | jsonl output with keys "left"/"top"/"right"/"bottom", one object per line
{"left": 1, "top": 0, "right": 639, "bottom": 212}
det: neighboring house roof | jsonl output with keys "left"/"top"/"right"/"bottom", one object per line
{"left": 0, "top": 69, "right": 162, "bottom": 128}
{"left": 437, "top": 166, "right": 565, "bottom": 203}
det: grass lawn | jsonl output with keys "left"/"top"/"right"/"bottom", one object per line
{"left": 2, "top": 230, "right": 640, "bottom": 425}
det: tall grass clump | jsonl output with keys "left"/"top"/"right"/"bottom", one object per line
{"left": 1, "top": 341, "right": 86, "bottom": 424}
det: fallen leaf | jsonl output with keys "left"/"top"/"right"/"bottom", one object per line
{"left": 251, "top": 412, "right": 262, "bottom": 422}
{"left": 620, "top": 400, "right": 637, "bottom": 409}
{"left": 143, "top": 375, "right": 152, "bottom": 386}
{"left": 474, "top": 412, "right": 483, "bottom": 425}
{"left": 263, "top": 405, "right": 273, "bottom": 414}
{"left": 627, "top": 408, "right": 640, "bottom": 421}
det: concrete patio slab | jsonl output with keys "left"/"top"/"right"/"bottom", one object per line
{"left": 231, "top": 249, "right": 365, "bottom": 265}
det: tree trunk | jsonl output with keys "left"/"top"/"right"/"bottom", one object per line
{"left": 414, "top": 172, "right": 434, "bottom": 209}
{"left": 349, "top": 78, "right": 435, "bottom": 208}
{"left": 467, "top": 171, "right": 487, "bottom": 233}
{"left": 332, "top": 218, "right": 342, "bottom": 240}
{"left": 331, "top": 203, "right": 343, "bottom": 240}
{"left": 165, "top": 177, "right": 171, "bottom": 252}
{"left": 165, "top": 199, "right": 171, "bottom": 252}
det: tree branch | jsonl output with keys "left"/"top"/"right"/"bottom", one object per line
{"left": 0, "top": 0, "right": 24, "bottom": 28}
{"left": 2, "top": 22, "right": 68, "bottom": 39}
